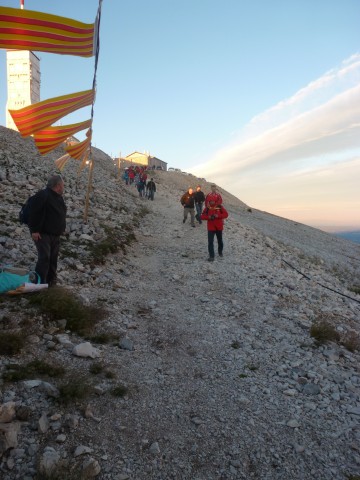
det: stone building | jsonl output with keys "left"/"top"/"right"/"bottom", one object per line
{"left": 6, "top": 50, "right": 41, "bottom": 131}
{"left": 119, "top": 151, "right": 167, "bottom": 170}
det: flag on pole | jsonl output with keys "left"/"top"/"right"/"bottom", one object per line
{"left": 54, "top": 153, "right": 71, "bottom": 171}
{"left": 9, "top": 89, "right": 95, "bottom": 137}
{"left": 34, "top": 119, "right": 92, "bottom": 154}
{"left": 65, "top": 128, "right": 92, "bottom": 160}
{"left": 0, "top": 6, "right": 97, "bottom": 57}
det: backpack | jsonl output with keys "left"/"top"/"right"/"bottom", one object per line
{"left": 19, "top": 195, "right": 35, "bottom": 225}
{"left": 19, "top": 189, "right": 47, "bottom": 226}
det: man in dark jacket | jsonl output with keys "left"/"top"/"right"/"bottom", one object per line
{"left": 180, "top": 188, "right": 195, "bottom": 227}
{"left": 146, "top": 178, "right": 156, "bottom": 200}
{"left": 194, "top": 185, "right": 205, "bottom": 224}
{"left": 29, "top": 174, "right": 67, "bottom": 285}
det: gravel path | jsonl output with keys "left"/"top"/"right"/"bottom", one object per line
{"left": 71, "top": 182, "right": 360, "bottom": 479}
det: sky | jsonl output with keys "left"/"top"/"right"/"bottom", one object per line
{"left": 0, "top": 0, "right": 359, "bottom": 231}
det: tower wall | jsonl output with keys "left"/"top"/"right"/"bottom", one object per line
{"left": 6, "top": 50, "right": 41, "bottom": 131}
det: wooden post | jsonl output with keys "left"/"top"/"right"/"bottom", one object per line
{"left": 83, "top": 158, "right": 94, "bottom": 223}
{"left": 117, "top": 151, "right": 121, "bottom": 179}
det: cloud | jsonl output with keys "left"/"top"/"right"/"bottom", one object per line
{"left": 249, "top": 156, "right": 360, "bottom": 227}
{"left": 190, "top": 54, "right": 360, "bottom": 228}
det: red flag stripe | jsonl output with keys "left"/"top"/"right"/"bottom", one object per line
{"left": 0, "top": 10, "right": 94, "bottom": 35}
{"left": 0, "top": 7, "right": 95, "bottom": 57}
{"left": 13, "top": 99, "right": 93, "bottom": 128}
{"left": 10, "top": 90, "right": 94, "bottom": 120}
{"left": 0, "top": 28, "right": 93, "bottom": 43}
{"left": 0, "top": 39, "right": 92, "bottom": 56}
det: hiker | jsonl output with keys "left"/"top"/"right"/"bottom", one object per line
{"left": 194, "top": 185, "right": 205, "bottom": 224}
{"left": 180, "top": 187, "right": 195, "bottom": 227}
{"left": 29, "top": 174, "right": 67, "bottom": 285}
{"left": 128, "top": 168, "right": 135, "bottom": 185}
{"left": 201, "top": 200, "right": 228, "bottom": 261}
{"left": 205, "top": 184, "right": 223, "bottom": 207}
{"left": 146, "top": 178, "right": 156, "bottom": 200}
{"left": 137, "top": 177, "right": 146, "bottom": 197}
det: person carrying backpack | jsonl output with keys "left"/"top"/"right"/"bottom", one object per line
{"left": 29, "top": 174, "right": 67, "bottom": 286}
{"left": 201, "top": 200, "right": 228, "bottom": 261}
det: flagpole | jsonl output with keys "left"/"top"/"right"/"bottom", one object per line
{"left": 83, "top": 157, "right": 94, "bottom": 223}
{"left": 117, "top": 151, "right": 121, "bottom": 179}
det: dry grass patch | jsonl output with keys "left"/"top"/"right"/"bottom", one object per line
{"left": 28, "top": 287, "right": 105, "bottom": 336}
{"left": 3, "top": 359, "right": 65, "bottom": 382}
{"left": 110, "top": 384, "right": 128, "bottom": 397}
{"left": 310, "top": 320, "right": 340, "bottom": 345}
{"left": 341, "top": 331, "right": 360, "bottom": 352}
{"left": 58, "top": 377, "right": 92, "bottom": 405}
{"left": 0, "top": 331, "right": 25, "bottom": 355}
{"left": 349, "top": 285, "right": 360, "bottom": 295}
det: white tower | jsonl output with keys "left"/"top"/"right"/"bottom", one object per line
{"left": 6, "top": 50, "right": 41, "bottom": 131}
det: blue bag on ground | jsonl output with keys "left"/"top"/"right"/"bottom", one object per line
{"left": 0, "top": 268, "right": 39, "bottom": 294}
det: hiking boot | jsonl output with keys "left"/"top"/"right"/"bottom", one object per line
{"left": 208, "top": 257, "right": 214, "bottom": 262}
{"left": 191, "top": 224, "right": 195, "bottom": 227}
{"left": 219, "top": 253, "right": 223, "bottom": 257}
{"left": 183, "top": 219, "right": 186, "bottom": 223}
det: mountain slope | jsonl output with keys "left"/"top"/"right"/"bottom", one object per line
{"left": 0, "top": 126, "right": 360, "bottom": 479}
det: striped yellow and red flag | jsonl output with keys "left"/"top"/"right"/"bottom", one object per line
{"left": 54, "top": 153, "right": 71, "bottom": 171}
{"left": 0, "top": 6, "right": 96, "bottom": 57}
{"left": 34, "top": 119, "right": 92, "bottom": 154}
{"left": 65, "top": 128, "right": 92, "bottom": 160}
{"left": 9, "top": 89, "right": 95, "bottom": 137}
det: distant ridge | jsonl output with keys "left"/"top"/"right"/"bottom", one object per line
{"left": 334, "top": 230, "right": 360, "bottom": 244}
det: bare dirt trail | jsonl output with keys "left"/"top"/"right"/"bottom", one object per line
{"left": 85, "top": 182, "right": 346, "bottom": 479}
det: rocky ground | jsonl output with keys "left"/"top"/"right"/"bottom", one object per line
{"left": 0, "top": 125, "right": 360, "bottom": 479}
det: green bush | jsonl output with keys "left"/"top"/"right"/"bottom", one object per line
{"left": 341, "top": 332, "right": 360, "bottom": 352}
{"left": 58, "top": 378, "right": 91, "bottom": 405}
{"left": 28, "top": 287, "right": 104, "bottom": 335}
{"left": 349, "top": 285, "right": 360, "bottom": 295}
{"left": 310, "top": 320, "right": 340, "bottom": 345}
{"left": 110, "top": 384, "right": 128, "bottom": 397}
{"left": 3, "top": 359, "right": 65, "bottom": 382}
{"left": 0, "top": 331, "right": 25, "bottom": 355}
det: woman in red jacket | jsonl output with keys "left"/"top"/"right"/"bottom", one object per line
{"left": 201, "top": 200, "right": 229, "bottom": 261}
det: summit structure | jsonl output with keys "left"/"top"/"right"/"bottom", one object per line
{"left": 6, "top": 50, "right": 41, "bottom": 130}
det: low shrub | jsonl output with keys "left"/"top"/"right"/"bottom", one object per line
{"left": 310, "top": 320, "right": 340, "bottom": 345}
{"left": 87, "top": 333, "right": 120, "bottom": 344}
{"left": 89, "top": 363, "right": 104, "bottom": 375}
{"left": 58, "top": 378, "right": 92, "bottom": 405}
{"left": 3, "top": 359, "right": 65, "bottom": 382}
{"left": 110, "top": 384, "right": 128, "bottom": 397}
{"left": 0, "top": 331, "right": 25, "bottom": 355}
{"left": 341, "top": 331, "right": 360, "bottom": 352}
{"left": 28, "top": 287, "right": 104, "bottom": 335}
{"left": 349, "top": 285, "right": 360, "bottom": 295}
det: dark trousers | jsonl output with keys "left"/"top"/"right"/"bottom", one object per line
{"left": 208, "top": 230, "right": 223, "bottom": 258}
{"left": 195, "top": 203, "right": 203, "bottom": 223}
{"left": 34, "top": 234, "right": 61, "bottom": 285}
